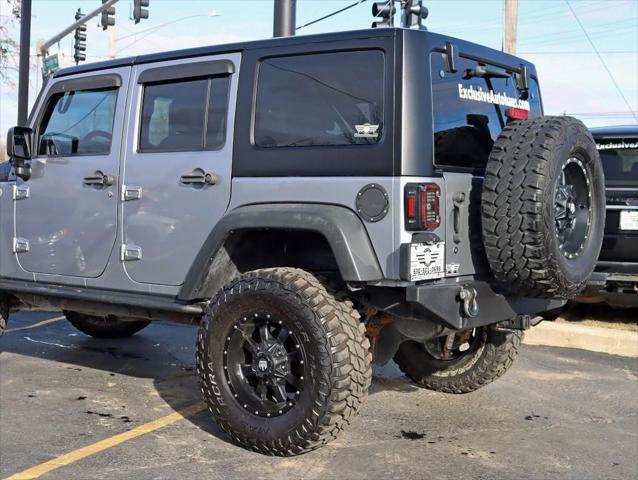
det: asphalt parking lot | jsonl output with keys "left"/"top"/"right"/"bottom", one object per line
{"left": 1, "top": 311, "right": 637, "bottom": 480}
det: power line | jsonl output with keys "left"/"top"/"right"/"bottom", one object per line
{"left": 564, "top": 0, "right": 638, "bottom": 123}
{"left": 520, "top": 51, "right": 637, "bottom": 55}
{"left": 296, "top": 0, "right": 371, "bottom": 31}
{"left": 563, "top": 112, "right": 637, "bottom": 116}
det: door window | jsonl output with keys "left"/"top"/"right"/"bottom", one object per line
{"left": 139, "top": 76, "right": 230, "bottom": 152}
{"left": 38, "top": 88, "right": 118, "bottom": 156}
{"left": 254, "top": 50, "right": 385, "bottom": 148}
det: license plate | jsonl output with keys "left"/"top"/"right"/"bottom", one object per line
{"left": 408, "top": 242, "right": 445, "bottom": 282}
{"left": 619, "top": 210, "right": 638, "bottom": 230}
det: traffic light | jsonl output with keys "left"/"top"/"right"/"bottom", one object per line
{"left": 402, "top": 0, "right": 428, "bottom": 29}
{"left": 100, "top": 0, "right": 116, "bottom": 30}
{"left": 133, "top": 0, "right": 150, "bottom": 24}
{"left": 73, "top": 9, "right": 87, "bottom": 65}
{"left": 371, "top": 1, "right": 395, "bottom": 28}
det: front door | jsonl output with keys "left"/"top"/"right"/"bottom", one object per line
{"left": 121, "top": 54, "right": 239, "bottom": 286}
{"left": 15, "top": 69, "right": 129, "bottom": 277}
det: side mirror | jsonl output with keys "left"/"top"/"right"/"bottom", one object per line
{"left": 7, "top": 126, "right": 34, "bottom": 160}
{"left": 6, "top": 126, "right": 34, "bottom": 181}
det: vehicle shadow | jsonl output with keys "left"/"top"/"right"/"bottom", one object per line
{"left": 0, "top": 312, "right": 419, "bottom": 445}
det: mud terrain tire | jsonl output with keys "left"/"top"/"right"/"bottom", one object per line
{"left": 0, "top": 294, "right": 8, "bottom": 335}
{"left": 481, "top": 116, "right": 605, "bottom": 298}
{"left": 197, "top": 268, "right": 372, "bottom": 456}
{"left": 65, "top": 311, "right": 151, "bottom": 338}
{"left": 394, "top": 326, "right": 523, "bottom": 394}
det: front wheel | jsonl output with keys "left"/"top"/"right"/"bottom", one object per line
{"left": 65, "top": 311, "right": 151, "bottom": 339}
{"left": 394, "top": 325, "right": 523, "bottom": 394}
{"left": 196, "top": 268, "right": 372, "bottom": 456}
{"left": 0, "top": 295, "right": 8, "bottom": 335}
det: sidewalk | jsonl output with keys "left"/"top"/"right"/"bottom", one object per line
{"left": 525, "top": 319, "right": 638, "bottom": 358}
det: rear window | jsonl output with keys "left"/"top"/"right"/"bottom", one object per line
{"left": 431, "top": 52, "right": 542, "bottom": 169}
{"left": 254, "top": 50, "right": 385, "bottom": 148}
{"left": 139, "top": 76, "right": 230, "bottom": 152}
{"left": 597, "top": 138, "right": 638, "bottom": 188}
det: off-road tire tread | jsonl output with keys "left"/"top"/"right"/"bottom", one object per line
{"left": 197, "top": 267, "right": 372, "bottom": 456}
{"left": 395, "top": 328, "right": 523, "bottom": 394}
{"left": 65, "top": 311, "right": 151, "bottom": 338}
{"left": 0, "top": 294, "right": 8, "bottom": 335}
{"left": 482, "top": 116, "right": 596, "bottom": 298}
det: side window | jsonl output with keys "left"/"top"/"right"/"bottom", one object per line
{"left": 139, "top": 76, "right": 230, "bottom": 152}
{"left": 254, "top": 50, "right": 385, "bottom": 148}
{"left": 430, "top": 52, "right": 542, "bottom": 169}
{"left": 38, "top": 88, "right": 118, "bottom": 156}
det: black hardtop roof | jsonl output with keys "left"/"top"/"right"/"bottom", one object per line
{"left": 590, "top": 125, "right": 638, "bottom": 138}
{"left": 54, "top": 27, "right": 536, "bottom": 79}
{"left": 54, "top": 28, "right": 395, "bottom": 78}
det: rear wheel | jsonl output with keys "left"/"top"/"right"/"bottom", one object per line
{"left": 65, "top": 311, "right": 151, "bottom": 339}
{"left": 394, "top": 325, "right": 523, "bottom": 394}
{"left": 197, "top": 268, "right": 372, "bottom": 456}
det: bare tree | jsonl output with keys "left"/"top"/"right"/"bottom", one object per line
{"left": 1, "top": 0, "right": 21, "bottom": 85}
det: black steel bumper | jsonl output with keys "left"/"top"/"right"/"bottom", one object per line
{"left": 406, "top": 280, "right": 565, "bottom": 330}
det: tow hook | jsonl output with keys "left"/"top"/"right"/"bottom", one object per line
{"left": 459, "top": 286, "right": 479, "bottom": 317}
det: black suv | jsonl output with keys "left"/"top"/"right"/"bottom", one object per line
{"left": 583, "top": 126, "right": 638, "bottom": 307}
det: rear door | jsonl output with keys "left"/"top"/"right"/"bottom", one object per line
{"left": 429, "top": 51, "right": 543, "bottom": 277}
{"left": 596, "top": 137, "right": 638, "bottom": 271}
{"left": 14, "top": 69, "right": 128, "bottom": 277}
{"left": 121, "top": 54, "right": 239, "bottom": 286}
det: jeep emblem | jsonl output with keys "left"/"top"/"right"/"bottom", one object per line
{"left": 258, "top": 359, "right": 268, "bottom": 372}
{"left": 354, "top": 123, "right": 379, "bottom": 138}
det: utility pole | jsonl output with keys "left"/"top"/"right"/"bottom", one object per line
{"left": 108, "top": 27, "right": 117, "bottom": 59}
{"left": 17, "top": 0, "right": 32, "bottom": 126}
{"left": 273, "top": 0, "right": 296, "bottom": 37}
{"left": 503, "top": 0, "right": 518, "bottom": 54}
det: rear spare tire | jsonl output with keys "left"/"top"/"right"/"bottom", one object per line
{"left": 481, "top": 116, "right": 605, "bottom": 298}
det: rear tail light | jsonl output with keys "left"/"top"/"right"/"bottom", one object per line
{"left": 507, "top": 107, "right": 529, "bottom": 120}
{"left": 420, "top": 183, "right": 441, "bottom": 230}
{"left": 405, "top": 183, "right": 441, "bottom": 231}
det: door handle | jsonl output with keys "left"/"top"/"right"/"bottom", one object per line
{"left": 180, "top": 168, "right": 217, "bottom": 186}
{"left": 452, "top": 192, "right": 465, "bottom": 244}
{"left": 83, "top": 170, "right": 115, "bottom": 187}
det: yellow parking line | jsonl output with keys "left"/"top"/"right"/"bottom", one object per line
{"left": 4, "top": 316, "right": 66, "bottom": 333}
{"left": 5, "top": 402, "right": 207, "bottom": 480}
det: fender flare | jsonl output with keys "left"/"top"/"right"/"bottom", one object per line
{"left": 178, "top": 203, "right": 384, "bottom": 301}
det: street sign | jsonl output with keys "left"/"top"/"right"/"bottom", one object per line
{"left": 43, "top": 53, "right": 60, "bottom": 75}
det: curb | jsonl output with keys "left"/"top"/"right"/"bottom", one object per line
{"left": 523, "top": 321, "right": 638, "bottom": 358}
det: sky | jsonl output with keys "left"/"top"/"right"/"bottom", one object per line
{"left": 0, "top": 0, "right": 636, "bottom": 135}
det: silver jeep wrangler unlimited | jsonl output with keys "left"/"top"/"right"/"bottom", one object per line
{"left": 1, "top": 28, "right": 605, "bottom": 455}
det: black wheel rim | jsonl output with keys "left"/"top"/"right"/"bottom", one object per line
{"left": 423, "top": 329, "right": 482, "bottom": 362}
{"left": 554, "top": 157, "right": 592, "bottom": 259}
{"left": 223, "top": 313, "right": 306, "bottom": 417}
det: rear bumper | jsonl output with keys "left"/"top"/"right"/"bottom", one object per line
{"left": 359, "top": 279, "right": 565, "bottom": 331}
{"left": 406, "top": 281, "right": 564, "bottom": 329}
